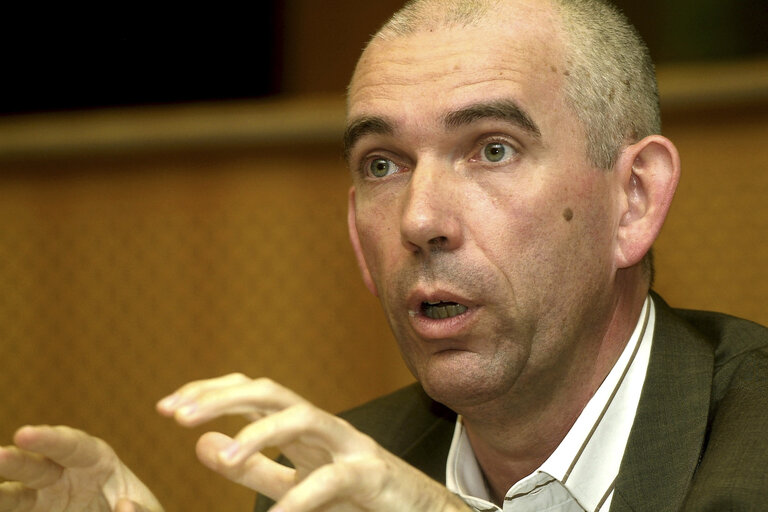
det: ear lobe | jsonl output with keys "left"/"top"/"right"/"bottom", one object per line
{"left": 347, "top": 187, "right": 379, "bottom": 296}
{"left": 615, "top": 135, "right": 681, "bottom": 269}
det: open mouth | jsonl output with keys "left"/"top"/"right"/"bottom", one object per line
{"left": 421, "top": 301, "right": 468, "bottom": 319}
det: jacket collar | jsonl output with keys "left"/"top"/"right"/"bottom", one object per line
{"left": 399, "top": 395, "right": 456, "bottom": 482}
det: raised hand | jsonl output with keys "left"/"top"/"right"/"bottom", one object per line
{"left": 158, "top": 373, "right": 469, "bottom": 512}
{"left": 0, "top": 425, "right": 163, "bottom": 512}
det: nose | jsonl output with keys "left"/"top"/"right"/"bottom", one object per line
{"left": 399, "top": 160, "right": 463, "bottom": 254}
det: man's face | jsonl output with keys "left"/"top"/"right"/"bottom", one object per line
{"left": 345, "top": 5, "right": 625, "bottom": 413}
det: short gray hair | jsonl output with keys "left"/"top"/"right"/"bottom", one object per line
{"left": 552, "top": 0, "right": 660, "bottom": 169}
{"left": 375, "top": 0, "right": 496, "bottom": 39}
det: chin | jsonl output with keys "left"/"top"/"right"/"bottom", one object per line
{"left": 415, "top": 353, "right": 519, "bottom": 411}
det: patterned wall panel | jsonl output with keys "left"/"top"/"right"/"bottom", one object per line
{"left": 654, "top": 107, "right": 768, "bottom": 325}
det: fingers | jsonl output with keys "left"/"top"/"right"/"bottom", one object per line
{"left": 272, "top": 455, "right": 473, "bottom": 512}
{"left": 157, "top": 373, "right": 251, "bottom": 417}
{"left": 2, "top": 426, "right": 163, "bottom": 512}
{"left": 158, "top": 374, "right": 307, "bottom": 427}
{"left": 157, "top": 375, "right": 470, "bottom": 512}
{"left": 158, "top": 374, "right": 388, "bottom": 507}
{"left": 195, "top": 432, "right": 295, "bottom": 498}
{"left": 0, "top": 481, "right": 36, "bottom": 512}
{"left": 272, "top": 459, "right": 385, "bottom": 512}
{"left": 276, "top": 462, "right": 357, "bottom": 512}
{"left": 206, "top": 402, "right": 378, "bottom": 503}
{"left": 220, "top": 404, "right": 370, "bottom": 467}
{"left": 13, "top": 425, "right": 115, "bottom": 469}
{"left": 0, "top": 445, "right": 62, "bottom": 489}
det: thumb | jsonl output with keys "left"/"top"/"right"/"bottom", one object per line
{"left": 195, "top": 431, "right": 234, "bottom": 472}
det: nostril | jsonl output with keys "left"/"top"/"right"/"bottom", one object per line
{"left": 428, "top": 236, "right": 448, "bottom": 247}
{"left": 402, "top": 239, "right": 422, "bottom": 253}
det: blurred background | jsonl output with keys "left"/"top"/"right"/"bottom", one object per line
{"left": 0, "top": 1, "right": 766, "bottom": 510}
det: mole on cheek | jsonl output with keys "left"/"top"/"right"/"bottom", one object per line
{"left": 562, "top": 208, "right": 574, "bottom": 221}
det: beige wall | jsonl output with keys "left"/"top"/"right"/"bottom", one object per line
{"left": 655, "top": 106, "right": 768, "bottom": 322}
{"left": 652, "top": 60, "right": 768, "bottom": 323}
{"left": 0, "top": 61, "right": 766, "bottom": 510}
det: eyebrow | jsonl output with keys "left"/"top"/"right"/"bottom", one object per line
{"left": 443, "top": 99, "right": 541, "bottom": 137}
{"left": 343, "top": 99, "right": 541, "bottom": 160}
{"left": 343, "top": 116, "right": 394, "bottom": 160}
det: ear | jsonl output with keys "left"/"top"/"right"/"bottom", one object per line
{"left": 614, "top": 135, "right": 681, "bottom": 269}
{"left": 347, "top": 187, "right": 379, "bottom": 296}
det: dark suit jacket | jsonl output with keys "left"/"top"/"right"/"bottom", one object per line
{"left": 256, "top": 295, "right": 768, "bottom": 511}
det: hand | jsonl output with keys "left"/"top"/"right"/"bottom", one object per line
{"left": 158, "top": 373, "right": 470, "bottom": 512}
{"left": 0, "top": 425, "right": 163, "bottom": 512}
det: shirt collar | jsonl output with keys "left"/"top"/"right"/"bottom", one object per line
{"left": 446, "top": 296, "right": 656, "bottom": 511}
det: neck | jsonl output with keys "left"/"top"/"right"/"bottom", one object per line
{"left": 462, "top": 271, "right": 649, "bottom": 503}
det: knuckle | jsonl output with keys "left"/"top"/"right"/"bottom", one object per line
{"left": 252, "top": 377, "right": 278, "bottom": 392}
{"left": 315, "top": 462, "right": 348, "bottom": 488}
{"left": 91, "top": 435, "right": 113, "bottom": 454}
{"left": 359, "top": 455, "right": 389, "bottom": 475}
{"left": 175, "top": 380, "right": 203, "bottom": 397}
{"left": 225, "top": 372, "right": 250, "bottom": 383}
{"left": 335, "top": 458, "right": 389, "bottom": 501}
{"left": 358, "top": 433, "right": 381, "bottom": 453}
{"left": 334, "top": 420, "right": 379, "bottom": 452}
{"left": 290, "top": 402, "right": 316, "bottom": 420}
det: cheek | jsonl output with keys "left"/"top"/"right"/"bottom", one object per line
{"left": 540, "top": 181, "right": 618, "bottom": 279}
{"left": 354, "top": 201, "right": 400, "bottom": 284}
{"left": 469, "top": 177, "right": 556, "bottom": 258}
{"left": 472, "top": 174, "right": 613, "bottom": 281}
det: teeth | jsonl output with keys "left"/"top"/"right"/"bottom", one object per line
{"left": 422, "top": 302, "right": 468, "bottom": 319}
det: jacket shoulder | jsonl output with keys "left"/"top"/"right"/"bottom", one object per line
{"left": 613, "top": 295, "right": 768, "bottom": 511}
{"left": 672, "top": 307, "right": 768, "bottom": 361}
{"left": 663, "top": 305, "right": 768, "bottom": 508}
{"left": 670, "top": 306, "right": 768, "bottom": 398}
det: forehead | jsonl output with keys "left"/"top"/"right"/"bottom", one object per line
{"left": 347, "top": 5, "right": 568, "bottom": 126}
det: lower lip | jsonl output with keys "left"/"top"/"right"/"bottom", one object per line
{"left": 409, "top": 307, "right": 478, "bottom": 340}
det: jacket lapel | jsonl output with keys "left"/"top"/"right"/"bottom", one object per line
{"left": 399, "top": 400, "right": 457, "bottom": 483}
{"left": 611, "top": 294, "right": 714, "bottom": 511}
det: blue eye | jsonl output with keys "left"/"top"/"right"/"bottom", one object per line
{"left": 482, "top": 142, "right": 515, "bottom": 163}
{"left": 368, "top": 158, "right": 400, "bottom": 178}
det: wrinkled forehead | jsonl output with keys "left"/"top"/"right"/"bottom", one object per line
{"left": 347, "top": 4, "right": 567, "bottom": 118}
{"left": 347, "top": 15, "right": 568, "bottom": 135}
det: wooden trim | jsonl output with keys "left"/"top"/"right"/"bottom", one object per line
{"left": 0, "top": 96, "right": 347, "bottom": 161}
{"left": 0, "top": 58, "right": 766, "bottom": 160}
{"left": 657, "top": 58, "right": 768, "bottom": 111}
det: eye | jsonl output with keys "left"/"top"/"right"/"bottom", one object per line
{"left": 480, "top": 141, "right": 516, "bottom": 163}
{"left": 367, "top": 157, "right": 401, "bottom": 178}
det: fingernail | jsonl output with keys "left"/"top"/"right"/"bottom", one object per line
{"left": 220, "top": 441, "right": 240, "bottom": 462}
{"left": 158, "top": 394, "right": 179, "bottom": 409}
{"left": 178, "top": 404, "right": 197, "bottom": 418}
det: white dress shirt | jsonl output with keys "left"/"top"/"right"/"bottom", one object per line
{"left": 446, "top": 296, "right": 656, "bottom": 511}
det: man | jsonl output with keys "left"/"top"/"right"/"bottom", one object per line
{"left": 1, "top": 0, "right": 766, "bottom": 511}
